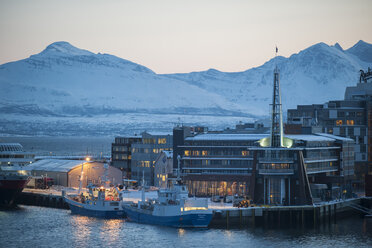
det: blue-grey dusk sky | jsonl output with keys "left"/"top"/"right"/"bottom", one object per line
{"left": 0, "top": 0, "right": 371, "bottom": 73}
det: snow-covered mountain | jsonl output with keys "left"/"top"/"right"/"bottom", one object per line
{"left": 0, "top": 40, "right": 371, "bottom": 135}
{"left": 164, "top": 40, "right": 372, "bottom": 113}
{"left": 0, "top": 42, "right": 248, "bottom": 117}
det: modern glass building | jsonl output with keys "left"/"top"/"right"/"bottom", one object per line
{"left": 178, "top": 132, "right": 354, "bottom": 205}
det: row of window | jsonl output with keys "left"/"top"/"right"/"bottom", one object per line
{"left": 114, "top": 155, "right": 131, "bottom": 160}
{"left": 184, "top": 150, "right": 250, "bottom": 157}
{"left": 183, "top": 169, "right": 251, "bottom": 175}
{"left": 137, "top": 160, "right": 155, "bottom": 168}
{"left": 335, "top": 120, "right": 355, "bottom": 126}
{"left": 259, "top": 163, "right": 292, "bottom": 170}
{"left": 183, "top": 160, "right": 253, "bottom": 166}
{"left": 143, "top": 138, "right": 167, "bottom": 144}
{"left": 131, "top": 148, "right": 169, "bottom": 154}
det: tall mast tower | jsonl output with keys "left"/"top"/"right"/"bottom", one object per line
{"left": 270, "top": 47, "right": 284, "bottom": 147}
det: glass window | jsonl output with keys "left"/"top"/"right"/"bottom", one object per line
{"left": 336, "top": 120, "right": 343, "bottom": 126}
{"left": 346, "top": 120, "right": 354, "bottom": 125}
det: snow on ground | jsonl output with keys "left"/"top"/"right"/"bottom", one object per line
{"left": 0, "top": 113, "right": 256, "bottom": 136}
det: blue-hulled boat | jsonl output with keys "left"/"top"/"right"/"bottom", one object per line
{"left": 64, "top": 185, "right": 126, "bottom": 218}
{"left": 122, "top": 180, "right": 213, "bottom": 227}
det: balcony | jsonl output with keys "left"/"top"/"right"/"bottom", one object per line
{"left": 258, "top": 164, "right": 295, "bottom": 175}
{"left": 258, "top": 157, "right": 294, "bottom": 164}
{"left": 305, "top": 165, "right": 338, "bottom": 174}
{"left": 304, "top": 156, "right": 339, "bottom": 163}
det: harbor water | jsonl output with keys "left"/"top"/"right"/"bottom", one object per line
{"left": 1, "top": 205, "right": 372, "bottom": 248}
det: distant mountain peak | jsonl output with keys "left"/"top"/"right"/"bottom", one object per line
{"left": 333, "top": 42, "right": 343, "bottom": 51}
{"left": 346, "top": 40, "right": 372, "bottom": 62}
{"left": 40, "top": 41, "right": 93, "bottom": 56}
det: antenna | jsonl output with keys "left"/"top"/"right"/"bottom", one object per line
{"left": 270, "top": 46, "right": 284, "bottom": 148}
{"left": 275, "top": 46, "right": 278, "bottom": 57}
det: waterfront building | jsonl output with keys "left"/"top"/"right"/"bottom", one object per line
{"left": 153, "top": 151, "right": 173, "bottom": 188}
{"left": 131, "top": 131, "right": 173, "bottom": 185}
{"left": 25, "top": 159, "right": 122, "bottom": 188}
{"left": 111, "top": 136, "right": 142, "bottom": 178}
{"left": 176, "top": 64, "right": 355, "bottom": 205}
{"left": 287, "top": 68, "right": 372, "bottom": 186}
{"left": 179, "top": 126, "right": 354, "bottom": 205}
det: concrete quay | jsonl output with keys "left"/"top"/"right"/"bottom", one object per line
{"left": 16, "top": 189, "right": 372, "bottom": 228}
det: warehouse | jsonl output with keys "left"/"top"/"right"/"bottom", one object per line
{"left": 25, "top": 159, "right": 122, "bottom": 188}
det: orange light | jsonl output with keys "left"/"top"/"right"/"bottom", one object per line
{"left": 85, "top": 157, "right": 91, "bottom": 161}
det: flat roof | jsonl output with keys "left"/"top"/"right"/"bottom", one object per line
{"left": 185, "top": 133, "right": 267, "bottom": 141}
{"left": 186, "top": 133, "right": 337, "bottom": 142}
{"left": 25, "top": 159, "right": 90, "bottom": 173}
{"left": 314, "top": 133, "right": 354, "bottom": 142}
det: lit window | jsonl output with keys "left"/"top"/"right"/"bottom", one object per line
{"left": 162, "top": 175, "right": 166, "bottom": 181}
{"left": 184, "top": 150, "right": 190, "bottom": 156}
{"left": 192, "top": 151, "right": 200, "bottom": 156}
{"left": 346, "top": 120, "right": 354, "bottom": 125}
{"left": 202, "top": 151, "right": 208, "bottom": 156}
{"left": 336, "top": 120, "right": 343, "bottom": 126}
{"left": 158, "top": 138, "right": 166, "bottom": 144}
{"left": 242, "top": 151, "right": 248, "bottom": 156}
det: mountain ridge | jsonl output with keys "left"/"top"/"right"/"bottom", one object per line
{"left": 1, "top": 40, "right": 371, "bottom": 120}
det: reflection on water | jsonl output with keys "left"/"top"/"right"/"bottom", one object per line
{"left": 69, "top": 215, "right": 92, "bottom": 247}
{"left": 0, "top": 206, "right": 371, "bottom": 248}
{"left": 178, "top": 228, "right": 185, "bottom": 237}
{"left": 99, "top": 219, "right": 125, "bottom": 245}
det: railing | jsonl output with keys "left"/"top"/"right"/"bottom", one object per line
{"left": 258, "top": 164, "right": 295, "bottom": 175}
{"left": 258, "top": 157, "right": 294, "bottom": 163}
{"left": 306, "top": 165, "right": 338, "bottom": 174}
{"left": 304, "top": 156, "right": 338, "bottom": 163}
{"left": 258, "top": 168, "right": 294, "bottom": 175}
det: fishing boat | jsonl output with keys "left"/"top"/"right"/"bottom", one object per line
{"left": 122, "top": 158, "right": 213, "bottom": 227}
{"left": 64, "top": 162, "right": 126, "bottom": 218}
{"left": 64, "top": 184, "right": 126, "bottom": 218}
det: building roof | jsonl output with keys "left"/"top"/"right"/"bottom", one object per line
{"left": 25, "top": 159, "right": 89, "bottom": 173}
{"left": 286, "top": 134, "right": 335, "bottom": 142}
{"left": 186, "top": 133, "right": 337, "bottom": 142}
{"left": 143, "top": 131, "right": 173, "bottom": 136}
{"left": 162, "top": 150, "right": 173, "bottom": 158}
{"left": 185, "top": 133, "right": 267, "bottom": 141}
{"left": 314, "top": 133, "right": 354, "bottom": 142}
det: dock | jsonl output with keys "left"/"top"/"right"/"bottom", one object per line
{"left": 210, "top": 197, "right": 372, "bottom": 228}
{"left": 15, "top": 189, "right": 372, "bottom": 228}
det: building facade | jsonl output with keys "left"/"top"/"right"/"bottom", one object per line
{"left": 131, "top": 132, "right": 173, "bottom": 185}
{"left": 287, "top": 68, "right": 372, "bottom": 186}
{"left": 111, "top": 136, "right": 142, "bottom": 178}
{"left": 154, "top": 151, "right": 173, "bottom": 188}
{"left": 178, "top": 133, "right": 354, "bottom": 205}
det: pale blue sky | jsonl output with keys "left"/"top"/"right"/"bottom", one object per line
{"left": 0, "top": 0, "right": 371, "bottom": 73}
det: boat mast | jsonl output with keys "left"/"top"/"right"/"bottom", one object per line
{"left": 78, "top": 157, "right": 90, "bottom": 195}
{"left": 141, "top": 170, "right": 145, "bottom": 203}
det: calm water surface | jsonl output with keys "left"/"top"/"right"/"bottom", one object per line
{"left": 0, "top": 206, "right": 371, "bottom": 248}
